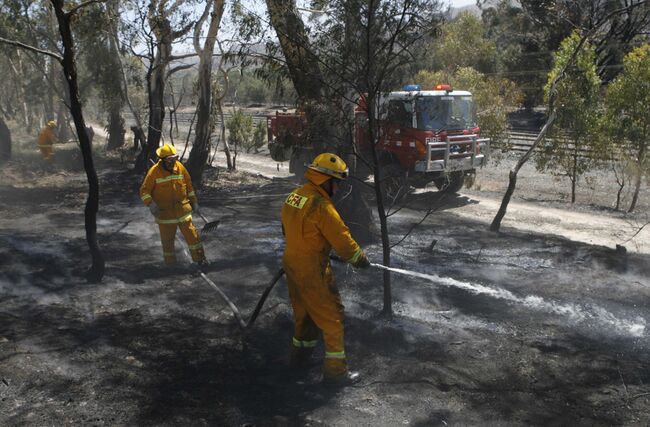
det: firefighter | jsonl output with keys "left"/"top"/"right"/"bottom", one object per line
{"left": 140, "top": 144, "right": 207, "bottom": 268}
{"left": 37, "top": 120, "right": 57, "bottom": 163}
{"left": 281, "top": 153, "right": 370, "bottom": 386}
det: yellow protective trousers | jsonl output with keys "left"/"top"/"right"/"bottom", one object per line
{"left": 285, "top": 261, "right": 347, "bottom": 379}
{"left": 37, "top": 127, "right": 56, "bottom": 162}
{"left": 38, "top": 145, "right": 54, "bottom": 162}
{"left": 158, "top": 218, "right": 205, "bottom": 265}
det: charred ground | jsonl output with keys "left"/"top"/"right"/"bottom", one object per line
{"left": 1, "top": 138, "right": 649, "bottom": 426}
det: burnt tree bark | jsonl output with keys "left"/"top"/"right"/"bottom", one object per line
{"left": 186, "top": 0, "right": 225, "bottom": 186}
{"left": 0, "top": 115, "right": 11, "bottom": 163}
{"left": 106, "top": 106, "right": 125, "bottom": 150}
{"left": 134, "top": 2, "right": 194, "bottom": 174}
{"left": 51, "top": 0, "right": 105, "bottom": 282}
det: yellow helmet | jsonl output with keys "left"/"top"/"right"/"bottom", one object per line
{"left": 47, "top": 120, "right": 57, "bottom": 128}
{"left": 156, "top": 144, "right": 178, "bottom": 159}
{"left": 308, "top": 153, "right": 348, "bottom": 180}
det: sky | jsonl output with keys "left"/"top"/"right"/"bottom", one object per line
{"left": 448, "top": 0, "right": 477, "bottom": 7}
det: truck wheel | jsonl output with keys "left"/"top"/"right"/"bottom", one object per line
{"left": 434, "top": 171, "right": 465, "bottom": 194}
{"left": 379, "top": 163, "right": 409, "bottom": 204}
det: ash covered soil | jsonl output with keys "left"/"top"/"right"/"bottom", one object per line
{"left": 1, "top": 137, "right": 649, "bottom": 426}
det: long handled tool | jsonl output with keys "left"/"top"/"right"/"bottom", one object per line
{"left": 197, "top": 212, "right": 220, "bottom": 234}
{"left": 199, "top": 272, "right": 247, "bottom": 330}
{"left": 246, "top": 267, "right": 285, "bottom": 329}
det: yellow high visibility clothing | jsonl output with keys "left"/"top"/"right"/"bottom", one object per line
{"left": 281, "top": 177, "right": 364, "bottom": 379}
{"left": 140, "top": 160, "right": 204, "bottom": 263}
{"left": 37, "top": 126, "right": 56, "bottom": 162}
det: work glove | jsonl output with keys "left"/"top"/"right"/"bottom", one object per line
{"left": 148, "top": 203, "right": 160, "bottom": 217}
{"left": 351, "top": 251, "right": 370, "bottom": 269}
{"left": 191, "top": 202, "right": 200, "bottom": 214}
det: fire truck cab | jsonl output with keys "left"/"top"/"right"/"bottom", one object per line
{"left": 355, "top": 84, "right": 490, "bottom": 198}
{"left": 267, "top": 84, "right": 489, "bottom": 199}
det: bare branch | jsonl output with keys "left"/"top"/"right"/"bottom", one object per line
{"left": 621, "top": 220, "right": 650, "bottom": 244}
{"left": 166, "top": 63, "right": 195, "bottom": 79}
{"left": 169, "top": 52, "right": 199, "bottom": 61}
{"left": 0, "top": 37, "right": 63, "bottom": 62}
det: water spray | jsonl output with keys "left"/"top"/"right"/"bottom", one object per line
{"left": 368, "top": 262, "right": 646, "bottom": 337}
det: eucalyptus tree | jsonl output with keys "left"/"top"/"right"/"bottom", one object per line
{"left": 536, "top": 31, "right": 601, "bottom": 204}
{"left": 0, "top": 0, "right": 109, "bottom": 282}
{"left": 185, "top": 0, "right": 225, "bottom": 186}
{"left": 130, "top": 0, "right": 202, "bottom": 174}
{"left": 76, "top": 0, "right": 127, "bottom": 150}
{"left": 489, "top": 2, "right": 647, "bottom": 232}
{"left": 601, "top": 44, "right": 650, "bottom": 212}
{"left": 0, "top": 0, "right": 62, "bottom": 128}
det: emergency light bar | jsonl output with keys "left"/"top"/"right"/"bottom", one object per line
{"left": 402, "top": 84, "right": 421, "bottom": 91}
{"left": 434, "top": 84, "right": 452, "bottom": 91}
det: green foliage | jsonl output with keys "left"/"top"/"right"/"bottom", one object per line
{"left": 226, "top": 109, "right": 253, "bottom": 152}
{"left": 251, "top": 120, "right": 267, "bottom": 153}
{"left": 538, "top": 31, "right": 601, "bottom": 201}
{"left": 601, "top": 43, "right": 650, "bottom": 170}
{"left": 414, "top": 67, "right": 522, "bottom": 146}
{"left": 432, "top": 11, "right": 496, "bottom": 73}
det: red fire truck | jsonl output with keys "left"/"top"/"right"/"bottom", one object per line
{"left": 268, "top": 84, "right": 489, "bottom": 199}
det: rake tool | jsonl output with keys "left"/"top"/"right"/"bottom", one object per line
{"left": 197, "top": 211, "right": 220, "bottom": 235}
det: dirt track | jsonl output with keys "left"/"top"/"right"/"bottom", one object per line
{"left": 1, "top": 139, "right": 649, "bottom": 426}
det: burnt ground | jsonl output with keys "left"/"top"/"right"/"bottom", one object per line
{"left": 1, "top": 135, "right": 649, "bottom": 426}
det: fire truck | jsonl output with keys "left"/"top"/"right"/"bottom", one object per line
{"left": 267, "top": 84, "right": 489, "bottom": 200}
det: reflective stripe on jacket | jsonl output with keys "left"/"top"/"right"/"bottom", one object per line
{"left": 139, "top": 160, "right": 198, "bottom": 224}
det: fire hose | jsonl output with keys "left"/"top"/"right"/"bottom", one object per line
{"left": 245, "top": 255, "right": 394, "bottom": 329}
{"left": 197, "top": 253, "right": 396, "bottom": 330}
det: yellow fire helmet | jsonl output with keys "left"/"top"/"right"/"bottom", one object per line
{"left": 156, "top": 144, "right": 178, "bottom": 159}
{"left": 308, "top": 153, "right": 349, "bottom": 180}
{"left": 47, "top": 120, "right": 57, "bottom": 128}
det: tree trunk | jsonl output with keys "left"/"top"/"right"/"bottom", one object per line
{"left": 135, "top": 60, "right": 165, "bottom": 173}
{"left": 186, "top": 0, "right": 225, "bottom": 186}
{"left": 491, "top": 111, "right": 557, "bottom": 232}
{"left": 51, "top": 0, "right": 104, "bottom": 282}
{"left": 0, "top": 115, "right": 11, "bottom": 163}
{"left": 217, "top": 101, "right": 233, "bottom": 169}
{"left": 571, "top": 149, "right": 577, "bottom": 204}
{"left": 106, "top": 104, "right": 125, "bottom": 150}
{"left": 628, "top": 143, "right": 646, "bottom": 213}
{"left": 363, "top": 93, "right": 392, "bottom": 318}
{"left": 105, "top": 0, "right": 125, "bottom": 152}
{"left": 134, "top": 12, "right": 175, "bottom": 174}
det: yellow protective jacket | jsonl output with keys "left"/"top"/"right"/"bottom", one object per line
{"left": 281, "top": 180, "right": 364, "bottom": 282}
{"left": 37, "top": 127, "right": 56, "bottom": 147}
{"left": 139, "top": 160, "right": 198, "bottom": 224}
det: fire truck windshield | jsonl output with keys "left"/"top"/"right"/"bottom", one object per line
{"left": 415, "top": 95, "right": 476, "bottom": 130}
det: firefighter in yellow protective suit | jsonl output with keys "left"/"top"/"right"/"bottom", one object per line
{"left": 140, "top": 144, "right": 207, "bottom": 267}
{"left": 281, "top": 153, "right": 370, "bottom": 386}
{"left": 37, "top": 120, "right": 57, "bottom": 162}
